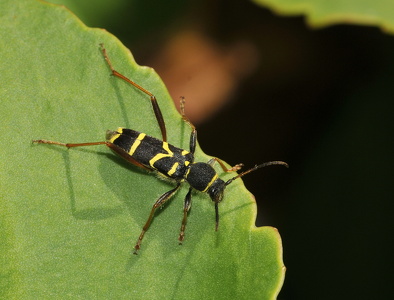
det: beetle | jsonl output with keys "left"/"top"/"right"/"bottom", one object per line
{"left": 33, "top": 44, "right": 288, "bottom": 254}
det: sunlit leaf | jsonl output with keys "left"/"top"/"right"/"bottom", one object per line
{"left": 0, "top": 0, "right": 285, "bottom": 298}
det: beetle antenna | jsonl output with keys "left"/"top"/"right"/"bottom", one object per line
{"left": 215, "top": 202, "right": 219, "bottom": 231}
{"left": 225, "top": 161, "right": 288, "bottom": 186}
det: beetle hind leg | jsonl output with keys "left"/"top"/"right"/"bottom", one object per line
{"left": 100, "top": 43, "right": 167, "bottom": 142}
{"left": 32, "top": 139, "right": 108, "bottom": 148}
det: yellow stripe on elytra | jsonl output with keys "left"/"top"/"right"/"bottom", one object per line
{"left": 185, "top": 166, "right": 191, "bottom": 178}
{"left": 109, "top": 133, "right": 120, "bottom": 143}
{"left": 202, "top": 173, "right": 218, "bottom": 192}
{"left": 128, "top": 133, "right": 146, "bottom": 156}
{"left": 167, "top": 162, "right": 179, "bottom": 176}
{"left": 108, "top": 127, "right": 123, "bottom": 143}
{"left": 149, "top": 142, "right": 173, "bottom": 168}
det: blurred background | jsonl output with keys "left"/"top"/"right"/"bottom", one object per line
{"left": 48, "top": 0, "right": 394, "bottom": 299}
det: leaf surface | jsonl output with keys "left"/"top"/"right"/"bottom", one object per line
{"left": 0, "top": 0, "right": 285, "bottom": 299}
{"left": 254, "top": 0, "right": 394, "bottom": 34}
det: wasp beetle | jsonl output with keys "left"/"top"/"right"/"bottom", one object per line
{"left": 33, "top": 44, "right": 288, "bottom": 254}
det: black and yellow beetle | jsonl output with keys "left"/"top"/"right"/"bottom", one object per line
{"left": 33, "top": 44, "right": 288, "bottom": 254}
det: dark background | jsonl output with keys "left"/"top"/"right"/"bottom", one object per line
{"left": 51, "top": 0, "right": 394, "bottom": 298}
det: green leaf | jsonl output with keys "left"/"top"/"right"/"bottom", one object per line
{"left": 253, "top": 0, "right": 394, "bottom": 34}
{"left": 0, "top": 0, "right": 285, "bottom": 299}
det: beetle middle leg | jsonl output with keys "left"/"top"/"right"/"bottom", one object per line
{"left": 133, "top": 183, "right": 181, "bottom": 254}
{"left": 178, "top": 187, "right": 193, "bottom": 244}
{"left": 179, "top": 97, "right": 243, "bottom": 173}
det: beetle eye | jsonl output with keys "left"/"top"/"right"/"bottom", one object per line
{"left": 208, "top": 180, "right": 226, "bottom": 203}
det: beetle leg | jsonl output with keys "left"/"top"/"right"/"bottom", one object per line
{"left": 133, "top": 183, "right": 181, "bottom": 254}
